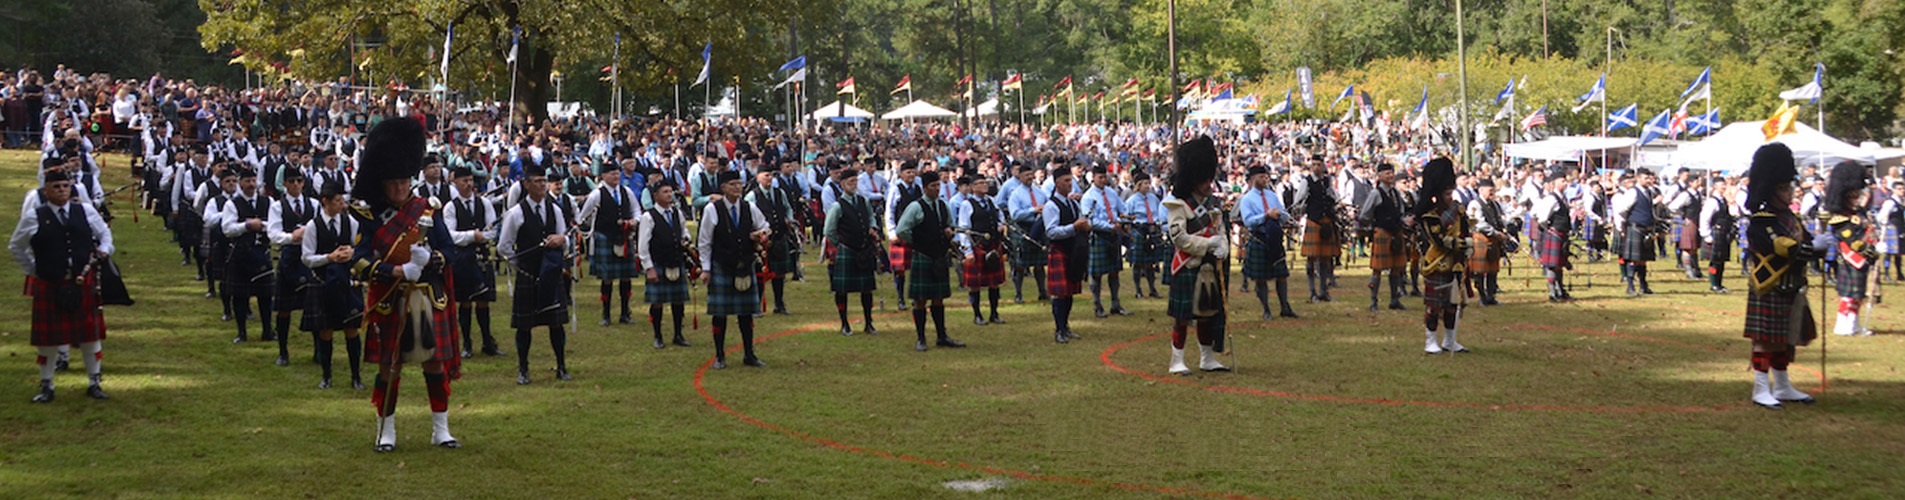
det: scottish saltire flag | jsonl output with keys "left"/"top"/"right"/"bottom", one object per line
{"left": 1687, "top": 109, "right": 1722, "bottom": 135}
{"left": 507, "top": 26, "right": 520, "bottom": 64}
{"left": 1265, "top": 90, "right": 1291, "bottom": 115}
{"left": 1780, "top": 63, "right": 1824, "bottom": 104}
{"left": 691, "top": 42, "right": 712, "bottom": 87}
{"left": 1571, "top": 74, "right": 1605, "bottom": 112}
{"left": 440, "top": 23, "right": 454, "bottom": 82}
{"left": 1606, "top": 104, "right": 1639, "bottom": 131}
{"left": 778, "top": 56, "right": 806, "bottom": 73}
{"left": 1639, "top": 109, "right": 1675, "bottom": 146}
{"left": 1331, "top": 84, "right": 1354, "bottom": 108}
{"left": 1494, "top": 78, "right": 1515, "bottom": 105}
{"left": 1680, "top": 67, "right": 1711, "bottom": 100}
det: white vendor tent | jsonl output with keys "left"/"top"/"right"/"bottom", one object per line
{"left": 1676, "top": 121, "right": 1874, "bottom": 174}
{"left": 881, "top": 100, "right": 958, "bottom": 120}
{"left": 1502, "top": 136, "right": 1638, "bottom": 163}
{"left": 807, "top": 101, "right": 875, "bottom": 122}
{"left": 962, "top": 98, "right": 1000, "bottom": 118}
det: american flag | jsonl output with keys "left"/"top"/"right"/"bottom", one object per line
{"left": 1520, "top": 106, "right": 1549, "bottom": 131}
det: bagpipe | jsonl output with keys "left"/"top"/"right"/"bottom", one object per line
{"left": 956, "top": 228, "right": 1006, "bottom": 263}
{"left": 96, "top": 181, "right": 142, "bottom": 223}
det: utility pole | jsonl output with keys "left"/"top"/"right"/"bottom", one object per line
{"left": 1167, "top": 0, "right": 1179, "bottom": 145}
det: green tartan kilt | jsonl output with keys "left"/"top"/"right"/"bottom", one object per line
{"left": 1242, "top": 237, "right": 1290, "bottom": 279}
{"left": 589, "top": 232, "right": 642, "bottom": 279}
{"left": 1128, "top": 226, "right": 1171, "bottom": 264}
{"left": 1166, "top": 265, "right": 1219, "bottom": 321}
{"left": 705, "top": 267, "right": 762, "bottom": 317}
{"left": 831, "top": 247, "right": 880, "bottom": 293}
{"left": 908, "top": 252, "right": 953, "bottom": 300}
{"left": 1836, "top": 259, "right": 1871, "bottom": 299}
{"left": 643, "top": 269, "right": 692, "bottom": 304}
{"left": 1088, "top": 233, "right": 1124, "bottom": 275}
{"left": 767, "top": 237, "right": 800, "bottom": 274}
{"left": 1620, "top": 225, "right": 1657, "bottom": 262}
{"left": 1010, "top": 230, "right": 1048, "bottom": 267}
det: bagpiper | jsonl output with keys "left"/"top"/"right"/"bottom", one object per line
{"left": 579, "top": 167, "right": 640, "bottom": 326}
{"left": 1043, "top": 163, "right": 1090, "bottom": 344}
{"left": 267, "top": 169, "right": 319, "bottom": 366}
{"left": 1741, "top": 143, "right": 1819, "bottom": 409}
{"left": 826, "top": 168, "right": 883, "bottom": 336}
{"left": 442, "top": 166, "right": 506, "bottom": 358}
{"left": 1414, "top": 158, "right": 1472, "bottom": 354}
{"left": 1824, "top": 161, "right": 1878, "bottom": 336}
{"left": 222, "top": 167, "right": 278, "bottom": 347}
{"left": 637, "top": 180, "right": 695, "bottom": 349}
{"left": 1298, "top": 157, "right": 1342, "bottom": 302}
{"left": 1081, "top": 165, "right": 1132, "bottom": 317}
{"left": 698, "top": 169, "right": 772, "bottom": 369}
{"left": 300, "top": 182, "right": 366, "bottom": 390}
{"left": 498, "top": 157, "right": 575, "bottom": 384}
{"left": 1616, "top": 169, "right": 1662, "bottom": 295}
{"left": 1700, "top": 181, "right": 1742, "bottom": 294}
{"left": 1122, "top": 171, "right": 1169, "bottom": 299}
{"left": 748, "top": 163, "right": 799, "bottom": 315}
{"left": 894, "top": 171, "right": 966, "bottom": 351}
{"left": 1466, "top": 178, "right": 1508, "bottom": 305}
{"left": 1238, "top": 165, "right": 1298, "bottom": 319}
{"left": 11, "top": 169, "right": 114, "bottom": 402}
{"left": 1003, "top": 163, "right": 1051, "bottom": 303}
{"left": 884, "top": 161, "right": 924, "bottom": 309}
{"left": 959, "top": 175, "right": 1008, "bottom": 325}
{"left": 1534, "top": 172, "right": 1575, "bottom": 302}
{"left": 1359, "top": 163, "right": 1409, "bottom": 312}
{"left": 1163, "top": 137, "right": 1230, "bottom": 374}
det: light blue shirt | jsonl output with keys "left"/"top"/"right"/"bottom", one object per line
{"left": 1005, "top": 181, "right": 1048, "bottom": 225}
{"left": 1122, "top": 190, "right": 1164, "bottom": 225}
{"left": 858, "top": 170, "right": 889, "bottom": 204}
{"left": 1238, "top": 187, "right": 1286, "bottom": 232}
{"left": 1081, "top": 184, "right": 1123, "bottom": 232}
{"left": 994, "top": 177, "right": 1025, "bottom": 208}
{"left": 1042, "top": 197, "right": 1081, "bottom": 241}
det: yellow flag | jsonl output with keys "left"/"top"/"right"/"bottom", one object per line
{"left": 1763, "top": 103, "right": 1799, "bottom": 141}
{"left": 227, "top": 54, "right": 249, "bottom": 66}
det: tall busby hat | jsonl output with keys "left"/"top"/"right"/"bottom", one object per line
{"left": 1745, "top": 143, "right": 1798, "bottom": 212}
{"left": 1823, "top": 160, "right": 1873, "bottom": 215}
{"left": 1171, "top": 135, "right": 1219, "bottom": 199}
{"left": 350, "top": 117, "right": 427, "bottom": 211}
{"left": 1416, "top": 158, "right": 1457, "bottom": 215}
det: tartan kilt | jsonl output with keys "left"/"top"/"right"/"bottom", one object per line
{"left": 299, "top": 279, "right": 364, "bottom": 332}
{"left": 887, "top": 240, "right": 912, "bottom": 273}
{"left": 450, "top": 254, "right": 498, "bottom": 302}
{"left": 273, "top": 249, "right": 310, "bottom": 310}
{"left": 1836, "top": 259, "right": 1871, "bottom": 299}
{"left": 29, "top": 277, "right": 105, "bottom": 346}
{"left": 832, "top": 246, "right": 880, "bottom": 293}
{"left": 1424, "top": 272, "right": 1459, "bottom": 309}
{"left": 1301, "top": 219, "right": 1343, "bottom": 257}
{"left": 1468, "top": 233, "right": 1501, "bottom": 274}
{"left": 204, "top": 239, "right": 228, "bottom": 281}
{"left": 1368, "top": 229, "right": 1405, "bottom": 271}
{"left": 1677, "top": 221, "right": 1702, "bottom": 251}
{"left": 767, "top": 238, "right": 800, "bottom": 274}
{"left": 1610, "top": 225, "right": 1627, "bottom": 258}
{"left": 225, "top": 246, "right": 274, "bottom": 297}
{"left": 1009, "top": 231, "right": 1048, "bottom": 267}
{"left": 643, "top": 269, "right": 693, "bottom": 304}
{"left": 1744, "top": 290, "right": 1818, "bottom": 346}
{"left": 589, "top": 232, "right": 642, "bottom": 280}
{"left": 1047, "top": 244, "right": 1083, "bottom": 297}
{"left": 1242, "top": 237, "right": 1290, "bottom": 279}
{"left": 174, "top": 211, "right": 204, "bottom": 248}
{"left": 362, "top": 291, "right": 460, "bottom": 367}
{"left": 1128, "top": 226, "right": 1171, "bottom": 264}
{"left": 1165, "top": 266, "right": 1209, "bottom": 321}
{"left": 1881, "top": 226, "right": 1901, "bottom": 255}
{"left": 908, "top": 253, "right": 953, "bottom": 300}
{"left": 963, "top": 241, "right": 1007, "bottom": 287}
{"left": 1702, "top": 235, "right": 1734, "bottom": 264}
{"left": 1620, "top": 225, "right": 1657, "bottom": 262}
{"left": 1584, "top": 223, "right": 1608, "bottom": 250}
{"left": 705, "top": 267, "right": 762, "bottom": 316}
{"left": 1539, "top": 229, "right": 1570, "bottom": 268}
{"left": 1088, "top": 233, "right": 1124, "bottom": 275}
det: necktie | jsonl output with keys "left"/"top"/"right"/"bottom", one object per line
{"left": 57, "top": 207, "right": 68, "bottom": 225}
{"left": 1258, "top": 190, "right": 1271, "bottom": 228}
{"left": 731, "top": 205, "right": 741, "bottom": 229}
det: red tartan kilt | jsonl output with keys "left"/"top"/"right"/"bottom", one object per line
{"left": 823, "top": 239, "right": 839, "bottom": 262}
{"left": 1047, "top": 246, "right": 1082, "bottom": 296}
{"left": 29, "top": 276, "right": 105, "bottom": 346}
{"left": 1539, "top": 230, "right": 1570, "bottom": 268}
{"left": 361, "top": 288, "right": 463, "bottom": 377}
{"left": 1678, "top": 224, "right": 1702, "bottom": 251}
{"left": 887, "top": 240, "right": 911, "bottom": 272}
{"left": 1301, "top": 219, "right": 1342, "bottom": 257}
{"left": 1744, "top": 290, "right": 1817, "bottom": 346}
{"left": 962, "top": 242, "right": 1007, "bottom": 287}
{"left": 1468, "top": 232, "right": 1501, "bottom": 273}
{"left": 1368, "top": 229, "right": 1404, "bottom": 271}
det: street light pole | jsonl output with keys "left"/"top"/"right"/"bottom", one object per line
{"left": 1457, "top": 0, "right": 1471, "bottom": 170}
{"left": 1167, "top": 0, "right": 1179, "bottom": 145}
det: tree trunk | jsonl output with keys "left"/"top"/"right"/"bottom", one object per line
{"left": 516, "top": 47, "right": 555, "bottom": 123}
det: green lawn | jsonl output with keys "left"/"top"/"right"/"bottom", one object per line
{"left": 2, "top": 148, "right": 1903, "bottom": 498}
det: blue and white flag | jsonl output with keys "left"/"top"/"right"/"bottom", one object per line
{"left": 440, "top": 23, "right": 454, "bottom": 83}
{"left": 1779, "top": 62, "right": 1824, "bottom": 104}
{"left": 1605, "top": 103, "right": 1639, "bottom": 131}
{"left": 1409, "top": 86, "right": 1429, "bottom": 130}
{"left": 506, "top": 26, "right": 520, "bottom": 64}
{"left": 1296, "top": 67, "right": 1314, "bottom": 107}
{"left": 1494, "top": 78, "right": 1515, "bottom": 105}
{"left": 691, "top": 42, "right": 712, "bottom": 87}
{"left": 1680, "top": 67, "right": 1711, "bottom": 100}
{"left": 1571, "top": 74, "right": 1605, "bottom": 112}
{"left": 1330, "top": 84, "right": 1354, "bottom": 108}
{"left": 778, "top": 56, "right": 806, "bottom": 73}
{"left": 1265, "top": 90, "right": 1292, "bottom": 115}
{"left": 1639, "top": 109, "right": 1675, "bottom": 145}
{"left": 1687, "top": 108, "right": 1722, "bottom": 135}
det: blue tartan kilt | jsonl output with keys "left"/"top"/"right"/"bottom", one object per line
{"left": 450, "top": 252, "right": 498, "bottom": 302}
{"left": 1584, "top": 223, "right": 1607, "bottom": 250}
{"left": 1242, "top": 236, "right": 1289, "bottom": 280}
{"left": 589, "top": 232, "right": 642, "bottom": 279}
{"left": 705, "top": 267, "right": 762, "bottom": 317}
{"left": 643, "top": 268, "right": 693, "bottom": 304}
{"left": 1088, "top": 232, "right": 1124, "bottom": 275}
{"left": 908, "top": 252, "right": 953, "bottom": 300}
{"left": 768, "top": 238, "right": 800, "bottom": 274}
{"left": 1127, "top": 226, "right": 1170, "bottom": 264}
{"left": 226, "top": 246, "right": 274, "bottom": 297}
{"left": 174, "top": 210, "right": 204, "bottom": 248}
{"left": 1620, "top": 225, "right": 1657, "bottom": 262}
{"left": 273, "top": 250, "right": 310, "bottom": 310}
{"left": 510, "top": 253, "right": 572, "bottom": 329}
{"left": 1881, "top": 226, "right": 1901, "bottom": 255}
{"left": 831, "top": 246, "right": 880, "bottom": 293}
{"left": 1837, "top": 259, "right": 1871, "bottom": 299}
{"left": 1010, "top": 230, "right": 1048, "bottom": 267}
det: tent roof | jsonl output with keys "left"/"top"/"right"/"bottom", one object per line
{"left": 1675, "top": 121, "right": 1874, "bottom": 174}
{"left": 806, "top": 101, "right": 874, "bottom": 121}
{"left": 962, "top": 98, "right": 1000, "bottom": 118}
{"left": 881, "top": 100, "right": 958, "bottom": 120}
{"left": 1502, "top": 136, "right": 1638, "bottom": 162}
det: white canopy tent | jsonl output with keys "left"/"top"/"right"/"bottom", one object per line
{"left": 881, "top": 100, "right": 959, "bottom": 120}
{"left": 1184, "top": 99, "right": 1257, "bottom": 125}
{"left": 1676, "top": 121, "right": 1874, "bottom": 174}
{"left": 962, "top": 98, "right": 1000, "bottom": 118}
{"left": 1502, "top": 136, "right": 1638, "bottom": 163}
{"left": 806, "top": 101, "right": 875, "bottom": 122}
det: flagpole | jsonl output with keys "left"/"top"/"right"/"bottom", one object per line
{"left": 1456, "top": 0, "right": 1470, "bottom": 170}
{"left": 673, "top": 76, "right": 680, "bottom": 119}
{"left": 506, "top": 54, "right": 517, "bottom": 136}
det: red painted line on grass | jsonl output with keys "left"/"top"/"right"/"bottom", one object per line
{"left": 694, "top": 318, "right": 1273, "bottom": 500}
{"left": 1100, "top": 322, "right": 1827, "bottom": 413}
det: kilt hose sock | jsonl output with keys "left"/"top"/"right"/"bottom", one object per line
{"left": 836, "top": 293, "right": 851, "bottom": 329}
{"left": 709, "top": 316, "right": 758, "bottom": 362}
{"left": 423, "top": 372, "right": 450, "bottom": 413}
{"left": 459, "top": 307, "right": 474, "bottom": 352}
{"left": 620, "top": 280, "right": 634, "bottom": 319}
{"left": 473, "top": 305, "right": 494, "bottom": 349}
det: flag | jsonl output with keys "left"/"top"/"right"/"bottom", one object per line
{"left": 1209, "top": 88, "right": 1233, "bottom": 101}
{"left": 1688, "top": 108, "right": 1722, "bottom": 135}
{"left": 1296, "top": 67, "right": 1314, "bottom": 107}
{"left": 691, "top": 42, "right": 711, "bottom": 87}
{"left": 1265, "top": 90, "right": 1292, "bottom": 115}
{"left": 1605, "top": 104, "right": 1639, "bottom": 131}
{"left": 1054, "top": 75, "right": 1073, "bottom": 91}
{"left": 1763, "top": 103, "right": 1800, "bottom": 140}
{"left": 1494, "top": 78, "right": 1515, "bottom": 105}
{"left": 1120, "top": 78, "right": 1139, "bottom": 90}
{"left": 1209, "top": 82, "right": 1233, "bottom": 96}
{"left": 1571, "top": 74, "right": 1605, "bottom": 112}
{"left": 774, "top": 68, "right": 806, "bottom": 89}
{"left": 507, "top": 26, "right": 520, "bottom": 64}
{"left": 1001, "top": 74, "right": 1022, "bottom": 91}
{"left": 1680, "top": 66, "right": 1711, "bottom": 100}
{"left": 778, "top": 56, "right": 806, "bottom": 73}
{"left": 955, "top": 74, "right": 972, "bottom": 88}
{"left": 440, "top": 23, "right": 454, "bottom": 83}
{"left": 1639, "top": 109, "right": 1675, "bottom": 145}
{"left": 891, "top": 75, "right": 911, "bottom": 95}
{"left": 1409, "top": 86, "right": 1429, "bottom": 130}
{"left": 1182, "top": 79, "right": 1202, "bottom": 96}
{"left": 358, "top": 54, "right": 372, "bottom": 70}
{"left": 1331, "top": 84, "right": 1355, "bottom": 108}
{"left": 1358, "top": 90, "right": 1373, "bottom": 120}
{"left": 836, "top": 77, "right": 857, "bottom": 95}
{"left": 1092, "top": 91, "right": 1105, "bottom": 101}
{"left": 1679, "top": 82, "right": 1711, "bottom": 110}
{"left": 1520, "top": 106, "right": 1549, "bottom": 131}
{"left": 1779, "top": 62, "right": 1825, "bottom": 104}
{"left": 1143, "top": 89, "right": 1156, "bottom": 101}
{"left": 1492, "top": 99, "right": 1515, "bottom": 123}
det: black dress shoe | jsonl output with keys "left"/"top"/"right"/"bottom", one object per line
{"left": 620, "top": 313, "right": 635, "bottom": 324}
{"left": 1280, "top": 309, "right": 1300, "bottom": 318}
{"left": 672, "top": 336, "right": 692, "bottom": 347}
{"left": 1094, "top": 306, "right": 1108, "bottom": 318}
{"left": 554, "top": 368, "right": 573, "bottom": 381}
{"left": 712, "top": 359, "right": 728, "bottom": 370}
{"left": 1149, "top": 292, "right": 1163, "bottom": 299}
{"left": 936, "top": 338, "right": 966, "bottom": 348}
{"left": 352, "top": 379, "right": 366, "bottom": 390}
{"left": 31, "top": 383, "right": 54, "bottom": 403}
{"left": 275, "top": 356, "right": 289, "bottom": 367}
{"left": 86, "top": 385, "right": 108, "bottom": 400}
{"left": 318, "top": 378, "right": 332, "bottom": 390}
{"left": 1111, "top": 306, "right": 1132, "bottom": 316}
{"left": 599, "top": 318, "right": 611, "bottom": 327}
{"left": 915, "top": 341, "right": 929, "bottom": 352}
{"left": 988, "top": 314, "right": 1005, "bottom": 324}
{"left": 375, "top": 443, "right": 396, "bottom": 453}
{"left": 1064, "top": 329, "right": 1082, "bottom": 340}
{"left": 773, "top": 307, "right": 790, "bottom": 315}
{"left": 653, "top": 339, "right": 666, "bottom": 349}
{"left": 461, "top": 349, "right": 473, "bottom": 359}
{"left": 1261, "top": 312, "right": 1275, "bottom": 321}
{"left": 1054, "top": 331, "right": 1069, "bottom": 344}
{"left": 1388, "top": 302, "right": 1407, "bottom": 311}
{"left": 221, "top": 314, "right": 232, "bottom": 322}
{"left": 841, "top": 325, "right": 855, "bottom": 336}
{"left": 742, "top": 357, "right": 765, "bottom": 368}
{"left": 55, "top": 358, "right": 69, "bottom": 372}
{"left": 231, "top": 335, "right": 247, "bottom": 344}
{"left": 974, "top": 316, "right": 988, "bottom": 325}
{"left": 863, "top": 325, "right": 879, "bottom": 336}
{"left": 482, "top": 346, "right": 507, "bottom": 356}
{"left": 516, "top": 371, "right": 531, "bottom": 385}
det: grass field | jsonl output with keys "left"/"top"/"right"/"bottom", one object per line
{"left": 3, "top": 148, "right": 1904, "bottom": 498}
